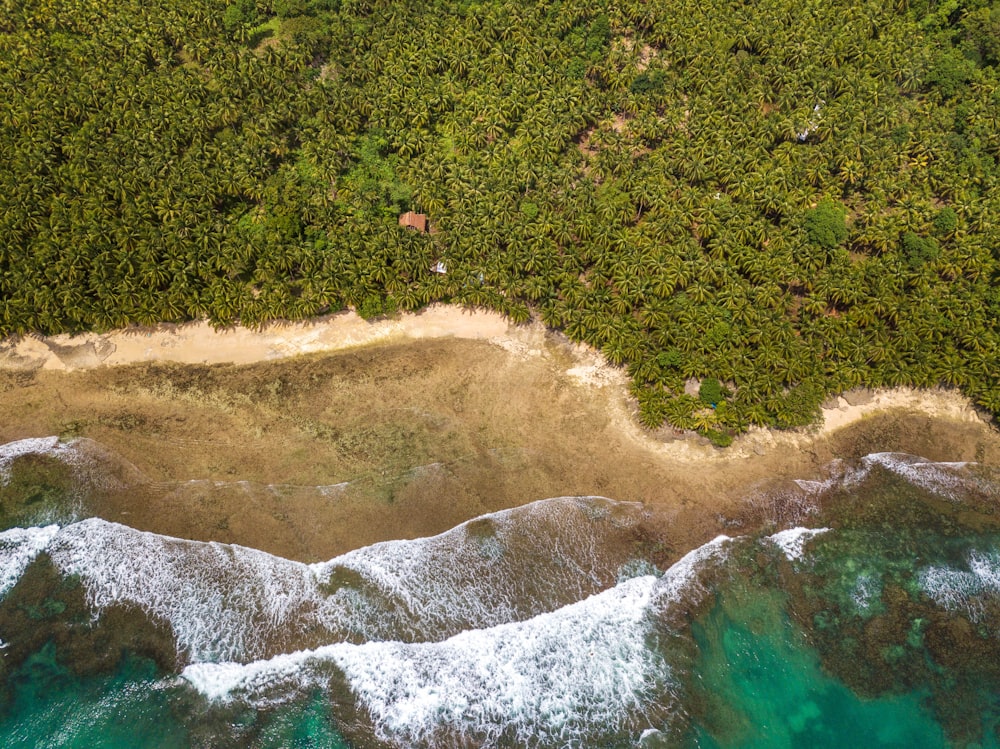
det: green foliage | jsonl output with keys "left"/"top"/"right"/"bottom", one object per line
{"left": 889, "top": 125, "right": 911, "bottom": 146}
{"left": 902, "top": 232, "right": 941, "bottom": 268}
{"left": 703, "top": 429, "right": 733, "bottom": 448}
{"left": 657, "top": 349, "right": 684, "bottom": 370}
{"left": 772, "top": 382, "right": 826, "bottom": 429}
{"left": 279, "top": 15, "right": 328, "bottom": 49}
{"left": 339, "top": 132, "right": 413, "bottom": 216}
{"left": 804, "top": 200, "right": 849, "bottom": 250}
{"left": 274, "top": 0, "right": 309, "bottom": 18}
{"left": 2, "top": 0, "right": 999, "bottom": 442}
{"left": 357, "top": 294, "right": 396, "bottom": 319}
{"left": 933, "top": 207, "right": 959, "bottom": 236}
{"left": 917, "top": 0, "right": 964, "bottom": 30}
{"left": 926, "top": 49, "right": 976, "bottom": 97}
{"left": 566, "top": 57, "right": 589, "bottom": 80}
{"left": 961, "top": 2, "right": 1000, "bottom": 65}
{"left": 918, "top": 0, "right": 1000, "bottom": 67}
{"left": 631, "top": 70, "right": 667, "bottom": 94}
{"left": 589, "top": 15, "right": 611, "bottom": 50}
{"left": 223, "top": 0, "right": 260, "bottom": 31}
{"left": 699, "top": 378, "right": 725, "bottom": 406}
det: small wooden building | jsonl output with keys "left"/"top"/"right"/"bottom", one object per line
{"left": 398, "top": 212, "right": 428, "bottom": 232}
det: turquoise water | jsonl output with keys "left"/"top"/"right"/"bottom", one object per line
{"left": 0, "top": 643, "right": 349, "bottom": 748}
{"left": 678, "top": 458, "right": 1000, "bottom": 749}
{"left": 2, "top": 442, "right": 1000, "bottom": 748}
{"left": 686, "top": 586, "right": 948, "bottom": 748}
{"left": 0, "top": 645, "right": 188, "bottom": 748}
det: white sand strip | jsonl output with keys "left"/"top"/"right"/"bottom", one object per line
{"left": 0, "top": 305, "right": 510, "bottom": 371}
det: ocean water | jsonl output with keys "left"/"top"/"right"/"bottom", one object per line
{"left": 1, "top": 439, "right": 1000, "bottom": 748}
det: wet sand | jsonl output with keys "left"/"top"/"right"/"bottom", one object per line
{"left": 0, "top": 307, "right": 997, "bottom": 562}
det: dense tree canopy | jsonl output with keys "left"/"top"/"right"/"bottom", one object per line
{"left": 1, "top": 0, "right": 999, "bottom": 438}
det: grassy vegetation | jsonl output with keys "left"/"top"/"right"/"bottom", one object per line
{"left": 1, "top": 0, "right": 999, "bottom": 438}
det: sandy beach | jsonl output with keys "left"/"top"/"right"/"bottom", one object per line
{"left": 0, "top": 305, "right": 995, "bottom": 561}
{"left": 0, "top": 305, "right": 511, "bottom": 371}
{"left": 0, "top": 304, "right": 987, "bottom": 452}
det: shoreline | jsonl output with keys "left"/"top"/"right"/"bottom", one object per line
{"left": 0, "top": 304, "right": 990, "bottom": 456}
{"left": 0, "top": 305, "right": 511, "bottom": 371}
{"left": 0, "top": 306, "right": 996, "bottom": 560}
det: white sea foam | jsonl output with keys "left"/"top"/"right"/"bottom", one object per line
{"left": 328, "top": 577, "right": 670, "bottom": 748}
{"left": 792, "top": 479, "right": 832, "bottom": 493}
{"left": 779, "top": 453, "right": 991, "bottom": 507}
{"left": 0, "top": 436, "right": 134, "bottom": 502}
{"left": 181, "top": 651, "right": 321, "bottom": 702}
{"left": 919, "top": 550, "right": 1000, "bottom": 622}
{"left": 791, "top": 461, "right": 848, "bottom": 495}
{"left": 851, "top": 572, "right": 881, "bottom": 613}
{"left": 850, "top": 453, "right": 983, "bottom": 500}
{"left": 639, "top": 728, "right": 670, "bottom": 747}
{"left": 0, "top": 525, "right": 60, "bottom": 597}
{"left": 651, "top": 534, "right": 729, "bottom": 606}
{"left": 313, "top": 495, "right": 646, "bottom": 640}
{"left": 47, "top": 518, "right": 327, "bottom": 662}
{"left": 767, "top": 527, "right": 830, "bottom": 562}
{"left": 165, "top": 478, "right": 350, "bottom": 497}
{"left": 184, "top": 575, "right": 675, "bottom": 748}
{"left": 4, "top": 496, "right": 645, "bottom": 663}
{"left": 182, "top": 534, "right": 736, "bottom": 747}
{"left": 0, "top": 437, "right": 66, "bottom": 482}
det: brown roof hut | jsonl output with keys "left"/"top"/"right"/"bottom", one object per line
{"left": 398, "top": 212, "right": 427, "bottom": 232}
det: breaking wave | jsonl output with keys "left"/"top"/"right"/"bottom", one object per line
{"left": 0, "top": 438, "right": 75, "bottom": 482}
{"left": 850, "top": 452, "right": 994, "bottom": 501}
{"left": 3, "top": 441, "right": 997, "bottom": 748}
{"left": 767, "top": 527, "right": 830, "bottom": 562}
{"left": 919, "top": 550, "right": 1000, "bottom": 623}
{"left": 0, "top": 436, "right": 137, "bottom": 493}
{"left": 1, "top": 497, "right": 649, "bottom": 663}
{"left": 0, "top": 525, "right": 60, "bottom": 597}
{"left": 185, "top": 576, "right": 671, "bottom": 747}
{"left": 183, "top": 537, "right": 735, "bottom": 748}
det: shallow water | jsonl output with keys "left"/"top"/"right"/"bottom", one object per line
{"left": 1, "top": 439, "right": 1000, "bottom": 747}
{"left": 684, "top": 570, "right": 948, "bottom": 748}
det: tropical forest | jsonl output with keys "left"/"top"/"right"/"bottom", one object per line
{"left": 2, "top": 0, "right": 999, "bottom": 440}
